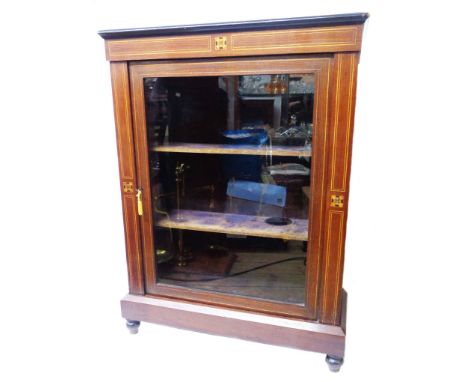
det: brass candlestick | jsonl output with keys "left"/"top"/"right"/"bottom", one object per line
{"left": 209, "top": 184, "right": 215, "bottom": 209}
{"left": 175, "top": 162, "right": 186, "bottom": 221}
{"left": 174, "top": 162, "right": 191, "bottom": 266}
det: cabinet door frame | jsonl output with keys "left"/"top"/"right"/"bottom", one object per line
{"left": 128, "top": 55, "right": 332, "bottom": 320}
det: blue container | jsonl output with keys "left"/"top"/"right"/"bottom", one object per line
{"left": 227, "top": 180, "right": 286, "bottom": 207}
{"left": 222, "top": 129, "right": 268, "bottom": 181}
{"left": 222, "top": 129, "right": 268, "bottom": 145}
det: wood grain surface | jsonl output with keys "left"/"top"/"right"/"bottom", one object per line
{"left": 110, "top": 62, "right": 144, "bottom": 294}
{"left": 121, "top": 293, "right": 346, "bottom": 357}
{"left": 105, "top": 25, "right": 363, "bottom": 61}
{"left": 156, "top": 209, "right": 309, "bottom": 241}
{"left": 319, "top": 53, "right": 359, "bottom": 325}
{"left": 152, "top": 142, "right": 311, "bottom": 157}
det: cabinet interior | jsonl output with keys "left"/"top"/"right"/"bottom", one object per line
{"left": 146, "top": 74, "right": 314, "bottom": 305}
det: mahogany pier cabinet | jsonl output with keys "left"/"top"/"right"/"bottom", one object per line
{"left": 99, "top": 13, "right": 368, "bottom": 372}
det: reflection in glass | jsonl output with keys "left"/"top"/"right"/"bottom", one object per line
{"left": 145, "top": 74, "right": 314, "bottom": 305}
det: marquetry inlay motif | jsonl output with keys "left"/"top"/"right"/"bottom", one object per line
{"left": 330, "top": 195, "right": 344, "bottom": 208}
{"left": 214, "top": 36, "right": 228, "bottom": 50}
{"left": 123, "top": 181, "right": 134, "bottom": 193}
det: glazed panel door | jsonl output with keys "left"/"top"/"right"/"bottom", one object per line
{"left": 130, "top": 56, "right": 332, "bottom": 319}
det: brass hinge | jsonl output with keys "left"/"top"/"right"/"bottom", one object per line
{"left": 214, "top": 36, "right": 228, "bottom": 50}
{"left": 330, "top": 194, "right": 344, "bottom": 208}
{"left": 136, "top": 188, "right": 143, "bottom": 216}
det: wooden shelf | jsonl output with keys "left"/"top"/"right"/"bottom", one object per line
{"left": 151, "top": 142, "right": 311, "bottom": 157}
{"left": 156, "top": 209, "right": 308, "bottom": 241}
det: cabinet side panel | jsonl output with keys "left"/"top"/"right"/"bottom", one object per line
{"left": 110, "top": 62, "right": 144, "bottom": 294}
{"left": 319, "top": 53, "right": 358, "bottom": 325}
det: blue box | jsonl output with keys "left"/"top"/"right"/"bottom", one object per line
{"left": 226, "top": 180, "right": 286, "bottom": 207}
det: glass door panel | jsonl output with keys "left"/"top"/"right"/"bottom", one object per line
{"left": 144, "top": 73, "right": 314, "bottom": 306}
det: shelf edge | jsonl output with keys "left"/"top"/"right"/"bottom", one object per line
{"left": 151, "top": 143, "right": 311, "bottom": 157}
{"left": 156, "top": 210, "right": 309, "bottom": 241}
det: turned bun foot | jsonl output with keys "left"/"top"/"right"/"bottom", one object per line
{"left": 126, "top": 320, "right": 140, "bottom": 334}
{"left": 325, "top": 354, "right": 344, "bottom": 372}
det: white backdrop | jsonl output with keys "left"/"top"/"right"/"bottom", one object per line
{"left": 1, "top": 1, "right": 467, "bottom": 381}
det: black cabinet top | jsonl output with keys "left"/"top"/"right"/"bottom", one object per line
{"left": 98, "top": 13, "right": 369, "bottom": 40}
